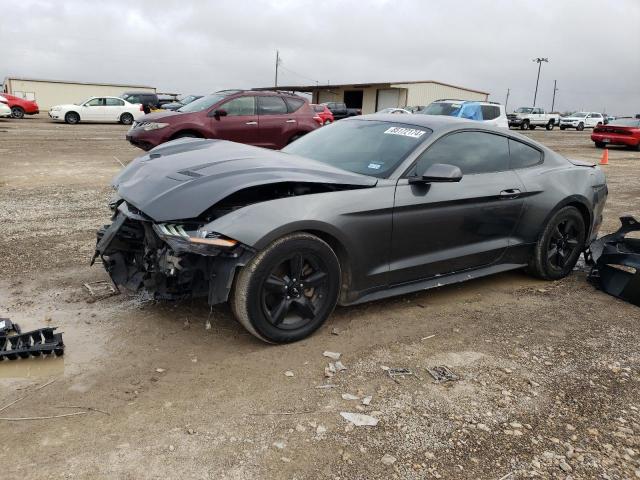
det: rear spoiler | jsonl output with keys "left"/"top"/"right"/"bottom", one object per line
{"left": 567, "top": 158, "right": 596, "bottom": 168}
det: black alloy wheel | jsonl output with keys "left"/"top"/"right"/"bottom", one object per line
{"left": 546, "top": 218, "right": 582, "bottom": 272}
{"left": 65, "top": 112, "right": 80, "bottom": 124}
{"left": 577, "top": 122, "right": 585, "bottom": 131}
{"left": 11, "top": 106, "right": 25, "bottom": 119}
{"left": 120, "top": 113, "right": 134, "bottom": 125}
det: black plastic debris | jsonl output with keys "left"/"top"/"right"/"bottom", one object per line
{"left": 427, "top": 366, "right": 459, "bottom": 383}
{"left": 0, "top": 318, "right": 21, "bottom": 335}
{"left": 588, "top": 215, "right": 640, "bottom": 307}
{"left": 0, "top": 323, "right": 64, "bottom": 361}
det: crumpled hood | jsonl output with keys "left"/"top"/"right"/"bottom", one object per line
{"left": 113, "top": 138, "right": 377, "bottom": 221}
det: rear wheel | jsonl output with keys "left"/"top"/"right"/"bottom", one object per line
{"left": 560, "top": 126, "right": 566, "bottom": 130}
{"left": 529, "top": 125, "right": 537, "bottom": 130}
{"left": 577, "top": 122, "right": 585, "bottom": 131}
{"left": 595, "top": 141, "right": 605, "bottom": 148}
{"left": 11, "top": 106, "right": 25, "bottom": 119}
{"left": 232, "top": 233, "right": 341, "bottom": 343}
{"left": 120, "top": 113, "right": 134, "bottom": 125}
{"left": 527, "top": 206, "right": 586, "bottom": 280}
{"left": 64, "top": 112, "right": 80, "bottom": 124}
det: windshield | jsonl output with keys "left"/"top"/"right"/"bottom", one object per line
{"left": 177, "top": 93, "right": 229, "bottom": 113}
{"left": 179, "top": 95, "right": 198, "bottom": 105}
{"left": 569, "top": 112, "right": 588, "bottom": 117}
{"left": 282, "top": 120, "right": 432, "bottom": 178}
{"left": 516, "top": 107, "right": 533, "bottom": 113}
{"left": 420, "top": 102, "right": 463, "bottom": 116}
{"left": 609, "top": 118, "right": 640, "bottom": 127}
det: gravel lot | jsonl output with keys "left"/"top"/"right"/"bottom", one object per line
{"left": 1, "top": 116, "right": 639, "bottom": 480}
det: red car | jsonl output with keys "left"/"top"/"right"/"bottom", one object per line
{"left": 1, "top": 93, "right": 39, "bottom": 118}
{"left": 311, "top": 104, "right": 334, "bottom": 125}
{"left": 592, "top": 118, "right": 640, "bottom": 150}
{"left": 126, "top": 90, "right": 319, "bottom": 151}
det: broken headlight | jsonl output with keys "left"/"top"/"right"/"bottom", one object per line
{"left": 153, "top": 223, "right": 239, "bottom": 255}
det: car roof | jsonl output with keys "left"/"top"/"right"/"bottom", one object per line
{"left": 348, "top": 113, "right": 476, "bottom": 130}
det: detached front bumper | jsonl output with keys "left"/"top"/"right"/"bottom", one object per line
{"left": 93, "top": 202, "right": 254, "bottom": 305}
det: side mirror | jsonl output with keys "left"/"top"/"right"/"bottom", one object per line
{"left": 209, "top": 109, "right": 227, "bottom": 119}
{"left": 408, "top": 163, "right": 463, "bottom": 184}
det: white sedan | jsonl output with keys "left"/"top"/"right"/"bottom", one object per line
{"left": 49, "top": 96, "right": 144, "bottom": 125}
{"left": 0, "top": 95, "right": 11, "bottom": 117}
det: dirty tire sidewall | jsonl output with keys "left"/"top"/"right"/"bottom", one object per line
{"left": 232, "top": 233, "right": 341, "bottom": 343}
{"left": 11, "top": 106, "right": 25, "bottom": 119}
{"left": 527, "top": 206, "right": 586, "bottom": 280}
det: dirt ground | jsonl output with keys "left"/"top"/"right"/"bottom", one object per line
{"left": 1, "top": 116, "right": 638, "bottom": 480}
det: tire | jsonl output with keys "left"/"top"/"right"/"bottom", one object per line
{"left": 171, "top": 132, "right": 200, "bottom": 140}
{"left": 232, "top": 232, "right": 341, "bottom": 343}
{"left": 595, "top": 141, "right": 605, "bottom": 148}
{"left": 120, "top": 113, "right": 134, "bottom": 125}
{"left": 560, "top": 126, "right": 566, "bottom": 130}
{"left": 520, "top": 120, "right": 529, "bottom": 130}
{"left": 529, "top": 125, "right": 537, "bottom": 130}
{"left": 527, "top": 206, "right": 586, "bottom": 280}
{"left": 11, "top": 106, "right": 25, "bottom": 119}
{"left": 546, "top": 121, "right": 554, "bottom": 131}
{"left": 64, "top": 112, "right": 80, "bottom": 124}
{"left": 577, "top": 122, "right": 585, "bottom": 131}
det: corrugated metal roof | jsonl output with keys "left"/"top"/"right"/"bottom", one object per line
{"left": 254, "top": 80, "right": 489, "bottom": 96}
{"left": 3, "top": 76, "right": 154, "bottom": 89}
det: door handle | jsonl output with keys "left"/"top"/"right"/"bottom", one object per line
{"left": 499, "top": 188, "right": 521, "bottom": 199}
{"left": 285, "top": 119, "right": 296, "bottom": 123}
{"left": 245, "top": 121, "right": 257, "bottom": 125}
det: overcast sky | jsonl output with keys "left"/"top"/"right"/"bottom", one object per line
{"left": 3, "top": 0, "right": 639, "bottom": 114}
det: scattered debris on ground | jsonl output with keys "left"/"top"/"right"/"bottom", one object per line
{"left": 427, "top": 365, "right": 459, "bottom": 383}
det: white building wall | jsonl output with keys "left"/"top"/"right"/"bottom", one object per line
{"left": 5, "top": 79, "right": 156, "bottom": 110}
{"left": 392, "top": 82, "right": 488, "bottom": 106}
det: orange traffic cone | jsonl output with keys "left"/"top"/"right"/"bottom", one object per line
{"left": 600, "top": 148, "right": 609, "bottom": 165}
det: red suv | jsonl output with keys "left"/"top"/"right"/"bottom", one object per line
{"left": 126, "top": 90, "right": 319, "bottom": 151}
{"left": 1, "top": 93, "right": 39, "bottom": 118}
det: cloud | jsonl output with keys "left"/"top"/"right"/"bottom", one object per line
{"left": 2, "top": 0, "right": 639, "bottom": 114}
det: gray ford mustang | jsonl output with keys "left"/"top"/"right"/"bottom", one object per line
{"left": 94, "top": 114, "right": 607, "bottom": 343}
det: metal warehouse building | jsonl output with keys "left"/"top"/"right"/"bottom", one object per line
{"left": 257, "top": 80, "right": 489, "bottom": 114}
{"left": 2, "top": 76, "right": 156, "bottom": 110}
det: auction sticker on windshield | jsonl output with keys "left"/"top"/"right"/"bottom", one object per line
{"left": 384, "top": 127, "right": 426, "bottom": 139}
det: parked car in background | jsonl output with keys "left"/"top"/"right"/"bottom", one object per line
{"left": 98, "top": 114, "right": 607, "bottom": 343}
{"left": 508, "top": 107, "right": 560, "bottom": 130}
{"left": 0, "top": 93, "right": 40, "bottom": 118}
{"left": 418, "top": 99, "right": 508, "bottom": 128}
{"left": 377, "top": 108, "right": 412, "bottom": 114}
{"left": 321, "top": 102, "right": 361, "bottom": 120}
{"left": 120, "top": 92, "right": 160, "bottom": 112}
{"left": 49, "top": 96, "right": 144, "bottom": 125}
{"left": 126, "top": 90, "right": 319, "bottom": 151}
{"left": 161, "top": 95, "right": 203, "bottom": 111}
{"left": 405, "top": 106, "right": 427, "bottom": 113}
{"left": 591, "top": 118, "right": 640, "bottom": 150}
{"left": 311, "top": 104, "right": 334, "bottom": 125}
{"left": 559, "top": 112, "right": 604, "bottom": 131}
{"left": 603, "top": 114, "right": 616, "bottom": 124}
{"left": 0, "top": 96, "right": 12, "bottom": 117}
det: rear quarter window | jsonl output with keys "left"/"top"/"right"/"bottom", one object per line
{"left": 509, "top": 139, "right": 543, "bottom": 169}
{"left": 481, "top": 105, "right": 501, "bottom": 120}
{"left": 284, "top": 97, "right": 305, "bottom": 113}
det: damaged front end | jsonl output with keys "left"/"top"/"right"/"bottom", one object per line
{"left": 588, "top": 215, "right": 640, "bottom": 307}
{"left": 92, "top": 201, "right": 254, "bottom": 305}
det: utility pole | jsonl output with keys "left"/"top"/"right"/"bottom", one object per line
{"left": 274, "top": 50, "right": 280, "bottom": 88}
{"left": 532, "top": 57, "right": 549, "bottom": 107}
{"left": 505, "top": 88, "right": 510, "bottom": 111}
{"left": 551, "top": 80, "right": 558, "bottom": 112}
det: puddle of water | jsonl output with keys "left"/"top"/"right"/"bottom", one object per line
{"left": 0, "top": 356, "right": 64, "bottom": 379}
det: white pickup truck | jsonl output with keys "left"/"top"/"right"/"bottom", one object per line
{"left": 507, "top": 107, "right": 561, "bottom": 130}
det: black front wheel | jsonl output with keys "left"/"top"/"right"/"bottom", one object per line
{"left": 232, "top": 233, "right": 341, "bottom": 343}
{"left": 577, "top": 122, "right": 585, "bottom": 131}
{"left": 546, "top": 121, "right": 554, "bottom": 131}
{"left": 64, "top": 112, "right": 80, "bottom": 124}
{"left": 11, "top": 106, "right": 25, "bottom": 119}
{"left": 527, "top": 206, "right": 586, "bottom": 280}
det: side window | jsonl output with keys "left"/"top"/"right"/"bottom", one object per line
{"left": 414, "top": 131, "right": 509, "bottom": 176}
{"left": 85, "top": 98, "right": 104, "bottom": 106}
{"left": 284, "top": 97, "right": 305, "bottom": 113}
{"left": 257, "top": 96, "right": 288, "bottom": 115}
{"left": 222, "top": 96, "right": 256, "bottom": 116}
{"left": 481, "top": 105, "right": 500, "bottom": 120}
{"left": 509, "top": 139, "right": 542, "bottom": 169}
{"left": 106, "top": 98, "right": 124, "bottom": 106}
{"left": 126, "top": 95, "right": 140, "bottom": 104}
